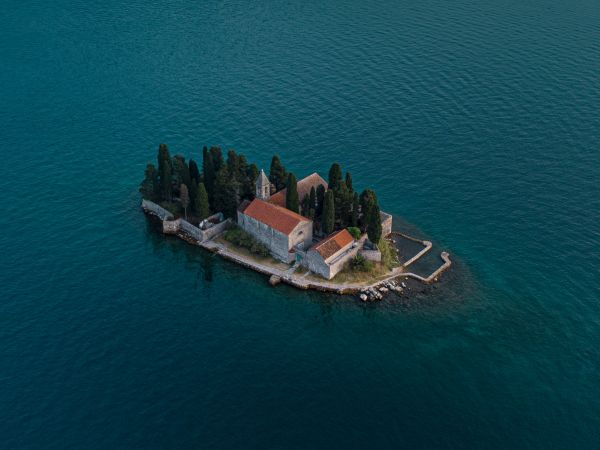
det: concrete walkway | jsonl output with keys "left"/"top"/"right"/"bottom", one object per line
{"left": 201, "top": 237, "right": 451, "bottom": 295}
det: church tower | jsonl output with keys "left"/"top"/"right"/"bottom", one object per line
{"left": 256, "top": 169, "right": 271, "bottom": 200}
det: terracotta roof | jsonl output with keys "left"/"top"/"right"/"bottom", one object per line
{"left": 269, "top": 173, "right": 328, "bottom": 207}
{"left": 313, "top": 229, "right": 354, "bottom": 260}
{"left": 240, "top": 198, "right": 310, "bottom": 235}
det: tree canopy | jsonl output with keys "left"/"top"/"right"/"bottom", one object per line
{"left": 322, "top": 190, "right": 335, "bottom": 235}
{"left": 328, "top": 163, "right": 343, "bottom": 191}
{"left": 269, "top": 155, "right": 287, "bottom": 191}
{"left": 286, "top": 173, "right": 299, "bottom": 213}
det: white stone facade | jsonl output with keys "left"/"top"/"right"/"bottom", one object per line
{"left": 304, "top": 240, "right": 360, "bottom": 280}
{"left": 237, "top": 211, "right": 313, "bottom": 263}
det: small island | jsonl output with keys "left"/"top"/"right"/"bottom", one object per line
{"left": 140, "top": 144, "right": 451, "bottom": 301}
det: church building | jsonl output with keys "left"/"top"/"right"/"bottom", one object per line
{"left": 237, "top": 170, "right": 313, "bottom": 263}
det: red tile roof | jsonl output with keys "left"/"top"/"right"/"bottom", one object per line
{"left": 239, "top": 198, "right": 310, "bottom": 235}
{"left": 313, "top": 229, "right": 354, "bottom": 260}
{"left": 269, "top": 173, "right": 328, "bottom": 207}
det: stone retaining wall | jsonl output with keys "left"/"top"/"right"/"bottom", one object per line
{"left": 359, "top": 249, "right": 382, "bottom": 262}
{"left": 162, "top": 216, "right": 231, "bottom": 242}
{"left": 141, "top": 199, "right": 174, "bottom": 220}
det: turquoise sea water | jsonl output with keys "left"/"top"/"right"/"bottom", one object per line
{"left": 1, "top": 0, "right": 600, "bottom": 448}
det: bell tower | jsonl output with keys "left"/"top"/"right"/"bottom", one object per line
{"left": 256, "top": 169, "right": 271, "bottom": 200}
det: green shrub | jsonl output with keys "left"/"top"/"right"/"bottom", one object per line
{"left": 347, "top": 226, "right": 361, "bottom": 240}
{"left": 350, "top": 254, "right": 374, "bottom": 272}
{"left": 224, "top": 226, "right": 271, "bottom": 257}
{"left": 379, "top": 238, "right": 400, "bottom": 270}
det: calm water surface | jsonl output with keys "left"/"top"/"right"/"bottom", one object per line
{"left": 1, "top": 0, "right": 599, "bottom": 448}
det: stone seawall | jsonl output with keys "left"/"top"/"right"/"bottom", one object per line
{"left": 141, "top": 199, "right": 174, "bottom": 221}
{"left": 141, "top": 199, "right": 451, "bottom": 297}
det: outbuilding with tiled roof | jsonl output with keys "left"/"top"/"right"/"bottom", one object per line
{"left": 305, "top": 229, "right": 360, "bottom": 280}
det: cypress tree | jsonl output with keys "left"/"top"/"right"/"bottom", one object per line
{"left": 157, "top": 143, "right": 172, "bottom": 200}
{"left": 210, "top": 146, "right": 224, "bottom": 173}
{"left": 244, "top": 164, "right": 259, "bottom": 200}
{"left": 203, "top": 148, "right": 215, "bottom": 205}
{"left": 140, "top": 163, "right": 159, "bottom": 201}
{"left": 340, "top": 184, "right": 352, "bottom": 227}
{"left": 322, "top": 190, "right": 335, "bottom": 235}
{"left": 316, "top": 184, "right": 326, "bottom": 218}
{"left": 227, "top": 149, "right": 239, "bottom": 178}
{"left": 189, "top": 159, "right": 200, "bottom": 184}
{"left": 188, "top": 181, "right": 198, "bottom": 209}
{"left": 180, "top": 184, "right": 190, "bottom": 220}
{"left": 286, "top": 172, "right": 299, "bottom": 213}
{"left": 269, "top": 155, "right": 287, "bottom": 191}
{"left": 213, "top": 167, "right": 239, "bottom": 218}
{"left": 172, "top": 155, "right": 191, "bottom": 190}
{"left": 309, "top": 186, "right": 316, "bottom": 212}
{"left": 194, "top": 182, "right": 210, "bottom": 220}
{"left": 367, "top": 202, "right": 382, "bottom": 246}
{"left": 237, "top": 154, "right": 249, "bottom": 184}
{"left": 328, "top": 163, "right": 343, "bottom": 191}
{"left": 351, "top": 192, "right": 360, "bottom": 227}
{"left": 345, "top": 171, "right": 353, "bottom": 192}
{"left": 359, "top": 189, "right": 378, "bottom": 229}
{"left": 301, "top": 194, "right": 310, "bottom": 215}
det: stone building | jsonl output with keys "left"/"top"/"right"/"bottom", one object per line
{"left": 303, "top": 229, "right": 359, "bottom": 280}
{"left": 237, "top": 198, "right": 313, "bottom": 263}
{"left": 380, "top": 211, "right": 393, "bottom": 237}
{"left": 269, "top": 172, "right": 328, "bottom": 213}
{"left": 255, "top": 169, "right": 271, "bottom": 201}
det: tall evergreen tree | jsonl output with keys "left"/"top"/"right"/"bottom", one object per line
{"left": 286, "top": 173, "right": 299, "bottom": 213}
{"left": 340, "top": 184, "right": 352, "bottom": 227}
{"left": 345, "top": 171, "right": 353, "bottom": 192}
{"left": 351, "top": 192, "right": 360, "bottom": 227}
{"left": 139, "top": 163, "right": 159, "bottom": 201}
{"left": 367, "top": 202, "right": 382, "bottom": 246}
{"left": 269, "top": 155, "right": 287, "bottom": 191}
{"left": 180, "top": 184, "right": 190, "bottom": 220}
{"left": 301, "top": 194, "right": 310, "bottom": 216}
{"left": 237, "top": 154, "right": 249, "bottom": 183}
{"left": 189, "top": 159, "right": 200, "bottom": 184}
{"left": 333, "top": 181, "right": 350, "bottom": 227}
{"left": 227, "top": 149, "right": 239, "bottom": 178}
{"left": 194, "top": 182, "right": 210, "bottom": 220}
{"left": 172, "top": 155, "right": 191, "bottom": 191}
{"left": 212, "top": 167, "right": 240, "bottom": 218}
{"left": 210, "top": 146, "right": 224, "bottom": 173}
{"left": 328, "top": 163, "right": 343, "bottom": 191}
{"left": 359, "top": 189, "right": 378, "bottom": 229}
{"left": 203, "top": 147, "right": 215, "bottom": 205}
{"left": 243, "top": 164, "right": 259, "bottom": 200}
{"left": 309, "top": 186, "right": 317, "bottom": 212}
{"left": 157, "top": 143, "right": 172, "bottom": 200}
{"left": 322, "top": 190, "right": 335, "bottom": 235}
{"left": 316, "top": 184, "right": 326, "bottom": 218}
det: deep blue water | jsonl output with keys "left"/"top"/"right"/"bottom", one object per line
{"left": 2, "top": 0, "right": 600, "bottom": 448}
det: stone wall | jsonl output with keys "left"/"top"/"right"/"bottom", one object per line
{"left": 237, "top": 212, "right": 291, "bottom": 262}
{"left": 359, "top": 248, "right": 382, "bottom": 262}
{"left": 162, "top": 218, "right": 180, "bottom": 234}
{"left": 289, "top": 220, "right": 313, "bottom": 251}
{"left": 141, "top": 199, "right": 174, "bottom": 220}
{"left": 162, "top": 217, "right": 231, "bottom": 242}
{"left": 200, "top": 219, "right": 231, "bottom": 241}
{"left": 380, "top": 211, "right": 393, "bottom": 237}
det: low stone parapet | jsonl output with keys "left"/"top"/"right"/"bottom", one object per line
{"left": 359, "top": 248, "right": 382, "bottom": 262}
